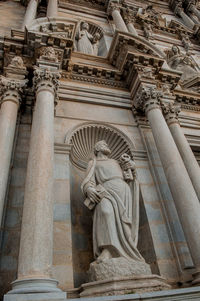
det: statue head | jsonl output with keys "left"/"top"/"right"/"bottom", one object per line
{"left": 93, "top": 32, "right": 101, "bottom": 43}
{"left": 172, "top": 45, "right": 179, "bottom": 55}
{"left": 94, "top": 140, "right": 111, "bottom": 156}
{"left": 82, "top": 22, "right": 89, "bottom": 31}
{"left": 9, "top": 56, "right": 25, "bottom": 69}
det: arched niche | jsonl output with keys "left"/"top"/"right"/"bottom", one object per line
{"left": 74, "top": 21, "right": 107, "bottom": 57}
{"left": 66, "top": 122, "right": 139, "bottom": 287}
{"left": 66, "top": 122, "right": 136, "bottom": 170}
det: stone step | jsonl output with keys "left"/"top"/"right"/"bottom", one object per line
{"left": 4, "top": 286, "right": 200, "bottom": 301}
{"left": 67, "top": 286, "right": 200, "bottom": 301}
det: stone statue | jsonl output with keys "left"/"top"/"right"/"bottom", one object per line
{"left": 92, "top": 32, "right": 101, "bottom": 56}
{"left": 167, "top": 45, "right": 199, "bottom": 81}
{"left": 39, "top": 47, "right": 58, "bottom": 62}
{"left": 9, "top": 56, "right": 26, "bottom": 70}
{"left": 81, "top": 140, "right": 145, "bottom": 264}
{"left": 76, "top": 22, "right": 94, "bottom": 55}
{"left": 143, "top": 23, "right": 153, "bottom": 40}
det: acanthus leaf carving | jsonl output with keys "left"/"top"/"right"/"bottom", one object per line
{"left": 133, "top": 86, "right": 162, "bottom": 115}
{"left": 0, "top": 76, "right": 27, "bottom": 105}
{"left": 33, "top": 67, "right": 61, "bottom": 103}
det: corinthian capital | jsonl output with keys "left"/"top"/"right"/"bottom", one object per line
{"left": 33, "top": 67, "right": 61, "bottom": 102}
{"left": 0, "top": 76, "right": 27, "bottom": 105}
{"left": 133, "top": 86, "right": 161, "bottom": 115}
{"left": 162, "top": 103, "right": 181, "bottom": 125}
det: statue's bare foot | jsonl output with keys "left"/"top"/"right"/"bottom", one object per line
{"left": 96, "top": 249, "right": 112, "bottom": 263}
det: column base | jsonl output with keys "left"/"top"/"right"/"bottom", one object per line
{"left": 6, "top": 278, "right": 62, "bottom": 294}
{"left": 4, "top": 292, "right": 66, "bottom": 301}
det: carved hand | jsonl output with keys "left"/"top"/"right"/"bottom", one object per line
{"left": 87, "top": 187, "right": 100, "bottom": 204}
{"left": 123, "top": 160, "right": 136, "bottom": 171}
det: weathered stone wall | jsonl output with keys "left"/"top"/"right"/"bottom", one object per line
{"left": 0, "top": 1, "right": 25, "bottom": 36}
{"left": 51, "top": 81, "right": 196, "bottom": 289}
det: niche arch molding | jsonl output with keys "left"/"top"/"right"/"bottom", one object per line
{"left": 65, "top": 122, "right": 136, "bottom": 170}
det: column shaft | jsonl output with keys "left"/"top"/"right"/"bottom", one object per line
{"left": 8, "top": 69, "right": 61, "bottom": 294}
{"left": 146, "top": 107, "right": 200, "bottom": 270}
{"left": 0, "top": 99, "right": 19, "bottom": 225}
{"left": 112, "top": 9, "right": 128, "bottom": 32}
{"left": 22, "top": 0, "right": 38, "bottom": 29}
{"left": 179, "top": 9, "right": 195, "bottom": 28}
{"left": 191, "top": 5, "right": 200, "bottom": 20}
{"left": 168, "top": 122, "right": 200, "bottom": 201}
{"left": 47, "top": 0, "right": 58, "bottom": 18}
{"left": 18, "top": 88, "right": 54, "bottom": 280}
{"left": 127, "top": 22, "right": 138, "bottom": 35}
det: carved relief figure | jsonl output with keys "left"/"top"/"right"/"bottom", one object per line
{"left": 143, "top": 23, "right": 153, "bottom": 40}
{"left": 81, "top": 140, "right": 144, "bottom": 263}
{"left": 167, "top": 45, "right": 199, "bottom": 81}
{"left": 92, "top": 32, "right": 101, "bottom": 56}
{"left": 76, "top": 22, "right": 94, "bottom": 55}
{"left": 9, "top": 56, "right": 25, "bottom": 69}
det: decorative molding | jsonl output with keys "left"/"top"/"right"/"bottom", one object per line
{"left": 132, "top": 86, "right": 161, "bottom": 115}
{"left": 162, "top": 103, "right": 181, "bottom": 125}
{"left": 0, "top": 76, "right": 27, "bottom": 105}
{"left": 108, "top": 31, "right": 165, "bottom": 72}
{"left": 54, "top": 143, "right": 72, "bottom": 154}
{"left": 33, "top": 68, "right": 61, "bottom": 102}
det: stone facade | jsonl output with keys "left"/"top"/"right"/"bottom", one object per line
{"left": 0, "top": 0, "right": 200, "bottom": 300}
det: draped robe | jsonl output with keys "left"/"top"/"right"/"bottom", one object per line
{"left": 82, "top": 158, "right": 144, "bottom": 262}
{"left": 76, "top": 29, "right": 94, "bottom": 55}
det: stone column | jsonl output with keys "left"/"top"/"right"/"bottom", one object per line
{"left": 189, "top": 5, "right": 200, "bottom": 20}
{"left": 176, "top": 6, "right": 195, "bottom": 29}
{"left": 122, "top": 8, "right": 138, "bottom": 35}
{"left": 22, "top": 0, "right": 38, "bottom": 30}
{"left": 163, "top": 104, "right": 200, "bottom": 202}
{"left": 133, "top": 87, "right": 200, "bottom": 283}
{"left": 0, "top": 57, "right": 27, "bottom": 228}
{"left": 108, "top": 1, "right": 128, "bottom": 32}
{"left": 127, "top": 22, "right": 138, "bottom": 35}
{"left": 7, "top": 66, "right": 62, "bottom": 294}
{"left": 0, "top": 80, "right": 24, "bottom": 227}
{"left": 47, "top": 0, "right": 58, "bottom": 18}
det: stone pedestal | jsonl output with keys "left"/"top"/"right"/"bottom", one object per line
{"left": 81, "top": 257, "right": 170, "bottom": 297}
{"left": 88, "top": 258, "right": 151, "bottom": 282}
{"left": 80, "top": 275, "right": 171, "bottom": 297}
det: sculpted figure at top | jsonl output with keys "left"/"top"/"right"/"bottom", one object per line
{"left": 75, "top": 22, "right": 100, "bottom": 55}
{"left": 81, "top": 140, "right": 144, "bottom": 264}
{"left": 167, "top": 45, "right": 199, "bottom": 81}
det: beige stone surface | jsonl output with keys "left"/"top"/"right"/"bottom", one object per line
{"left": 80, "top": 275, "right": 171, "bottom": 297}
{"left": 0, "top": 1, "right": 25, "bottom": 35}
